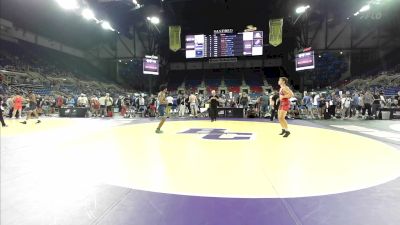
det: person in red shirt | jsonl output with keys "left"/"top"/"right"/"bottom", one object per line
{"left": 277, "top": 77, "right": 294, "bottom": 138}
{"left": 12, "top": 92, "right": 23, "bottom": 119}
{"left": 91, "top": 96, "right": 100, "bottom": 117}
{"left": 57, "top": 95, "right": 64, "bottom": 109}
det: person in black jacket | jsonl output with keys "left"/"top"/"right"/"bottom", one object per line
{"left": 371, "top": 91, "right": 381, "bottom": 118}
{"left": 270, "top": 91, "right": 280, "bottom": 121}
{"left": 0, "top": 95, "right": 8, "bottom": 127}
{"left": 208, "top": 90, "right": 220, "bottom": 122}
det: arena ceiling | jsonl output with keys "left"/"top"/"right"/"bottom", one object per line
{"left": 0, "top": 0, "right": 398, "bottom": 51}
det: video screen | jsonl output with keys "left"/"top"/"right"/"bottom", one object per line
{"left": 143, "top": 57, "right": 159, "bottom": 75}
{"left": 296, "top": 51, "right": 315, "bottom": 71}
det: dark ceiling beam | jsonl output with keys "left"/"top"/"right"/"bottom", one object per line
{"left": 327, "top": 22, "right": 349, "bottom": 49}
{"left": 309, "top": 19, "right": 324, "bottom": 46}
{"left": 353, "top": 29, "right": 375, "bottom": 48}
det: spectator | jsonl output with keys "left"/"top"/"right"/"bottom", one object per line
{"left": 189, "top": 92, "right": 198, "bottom": 117}
{"left": 90, "top": 95, "right": 100, "bottom": 117}
{"left": 396, "top": 91, "right": 400, "bottom": 106}
{"left": 260, "top": 92, "right": 270, "bottom": 118}
{"left": 12, "top": 92, "right": 23, "bottom": 119}
{"left": 177, "top": 95, "right": 186, "bottom": 117}
{"left": 6, "top": 95, "right": 15, "bottom": 118}
{"left": 270, "top": 90, "right": 279, "bottom": 121}
{"left": 105, "top": 93, "right": 113, "bottom": 116}
{"left": 121, "top": 95, "right": 131, "bottom": 117}
{"left": 362, "top": 91, "right": 373, "bottom": 118}
{"left": 312, "top": 93, "right": 320, "bottom": 118}
{"left": 351, "top": 92, "right": 360, "bottom": 117}
{"left": 379, "top": 92, "right": 386, "bottom": 108}
{"left": 148, "top": 95, "right": 157, "bottom": 117}
{"left": 166, "top": 94, "right": 173, "bottom": 118}
{"left": 116, "top": 96, "right": 123, "bottom": 113}
{"left": 208, "top": 90, "right": 219, "bottom": 122}
{"left": 0, "top": 95, "right": 7, "bottom": 127}
{"left": 318, "top": 94, "right": 327, "bottom": 119}
{"left": 77, "top": 94, "right": 89, "bottom": 107}
{"left": 329, "top": 93, "right": 338, "bottom": 118}
{"left": 50, "top": 96, "right": 56, "bottom": 114}
{"left": 98, "top": 94, "right": 106, "bottom": 117}
{"left": 341, "top": 94, "right": 352, "bottom": 119}
{"left": 138, "top": 94, "right": 146, "bottom": 117}
{"left": 240, "top": 92, "right": 249, "bottom": 113}
{"left": 36, "top": 95, "right": 43, "bottom": 115}
{"left": 372, "top": 91, "right": 381, "bottom": 118}
{"left": 302, "top": 92, "right": 313, "bottom": 119}
{"left": 56, "top": 95, "right": 64, "bottom": 109}
{"left": 67, "top": 96, "right": 75, "bottom": 107}
{"left": 42, "top": 96, "right": 51, "bottom": 116}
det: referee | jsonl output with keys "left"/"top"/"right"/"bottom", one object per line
{"left": 208, "top": 90, "right": 219, "bottom": 122}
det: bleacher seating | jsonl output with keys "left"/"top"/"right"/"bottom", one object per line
{"left": 314, "top": 52, "right": 348, "bottom": 86}
{"left": 205, "top": 79, "right": 221, "bottom": 87}
{"left": 206, "top": 86, "right": 218, "bottom": 93}
{"left": 250, "top": 86, "right": 263, "bottom": 93}
{"left": 224, "top": 71, "right": 242, "bottom": 87}
{"left": 384, "top": 87, "right": 400, "bottom": 96}
{"left": 33, "top": 88, "right": 52, "bottom": 95}
{"left": 204, "top": 72, "right": 222, "bottom": 87}
{"left": 228, "top": 86, "right": 240, "bottom": 93}
{"left": 225, "top": 79, "right": 241, "bottom": 86}
{"left": 342, "top": 69, "right": 400, "bottom": 96}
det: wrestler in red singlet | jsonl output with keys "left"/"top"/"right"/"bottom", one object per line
{"left": 279, "top": 89, "right": 290, "bottom": 112}
{"left": 277, "top": 77, "right": 294, "bottom": 138}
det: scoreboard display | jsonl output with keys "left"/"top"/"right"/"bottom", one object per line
{"left": 295, "top": 51, "right": 315, "bottom": 71}
{"left": 143, "top": 56, "right": 159, "bottom": 75}
{"left": 185, "top": 31, "right": 263, "bottom": 59}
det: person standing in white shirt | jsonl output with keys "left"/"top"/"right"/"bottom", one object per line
{"left": 105, "top": 93, "right": 113, "bottom": 117}
{"left": 98, "top": 95, "right": 106, "bottom": 117}
{"left": 77, "top": 94, "right": 89, "bottom": 107}
{"left": 312, "top": 93, "right": 320, "bottom": 118}
{"left": 166, "top": 95, "right": 173, "bottom": 118}
{"left": 341, "top": 94, "right": 352, "bottom": 119}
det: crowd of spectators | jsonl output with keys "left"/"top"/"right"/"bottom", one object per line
{"left": 2, "top": 70, "right": 400, "bottom": 121}
{"left": 1, "top": 84, "right": 399, "bottom": 121}
{"left": 1, "top": 40, "right": 399, "bottom": 122}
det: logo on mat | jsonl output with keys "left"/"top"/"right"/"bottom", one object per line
{"left": 179, "top": 128, "right": 253, "bottom": 140}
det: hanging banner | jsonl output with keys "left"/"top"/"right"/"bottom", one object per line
{"left": 169, "top": 26, "right": 181, "bottom": 52}
{"left": 269, "top": 19, "right": 283, "bottom": 47}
